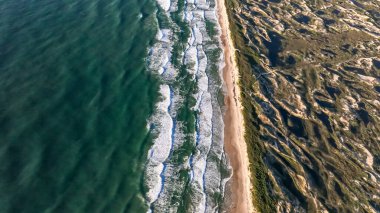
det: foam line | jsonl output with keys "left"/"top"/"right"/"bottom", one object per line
{"left": 145, "top": 85, "right": 173, "bottom": 204}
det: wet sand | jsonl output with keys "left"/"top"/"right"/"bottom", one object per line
{"left": 216, "top": 0, "right": 255, "bottom": 212}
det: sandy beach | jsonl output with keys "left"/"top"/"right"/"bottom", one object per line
{"left": 216, "top": 0, "right": 255, "bottom": 212}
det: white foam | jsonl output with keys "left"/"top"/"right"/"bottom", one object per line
{"left": 145, "top": 162, "right": 164, "bottom": 203}
{"left": 184, "top": 46, "right": 198, "bottom": 76}
{"left": 183, "top": 2, "right": 227, "bottom": 212}
{"left": 145, "top": 0, "right": 230, "bottom": 211}
{"left": 195, "top": 0, "right": 210, "bottom": 10}
{"left": 197, "top": 46, "right": 208, "bottom": 86}
{"left": 149, "top": 29, "right": 173, "bottom": 75}
{"left": 191, "top": 92, "right": 214, "bottom": 212}
{"left": 156, "top": 0, "right": 171, "bottom": 12}
{"left": 145, "top": 85, "right": 173, "bottom": 204}
{"left": 193, "top": 23, "right": 204, "bottom": 44}
{"left": 204, "top": 10, "right": 218, "bottom": 23}
{"left": 156, "top": 29, "right": 172, "bottom": 43}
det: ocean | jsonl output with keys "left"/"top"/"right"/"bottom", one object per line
{"left": 0, "top": 0, "right": 229, "bottom": 212}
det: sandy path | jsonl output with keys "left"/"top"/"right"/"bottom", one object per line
{"left": 216, "top": 0, "right": 255, "bottom": 212}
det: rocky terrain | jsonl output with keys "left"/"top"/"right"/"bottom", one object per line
{"left": 226, "top": 0, "right": 380, "bottom": 211}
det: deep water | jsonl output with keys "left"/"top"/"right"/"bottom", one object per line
{"left": 0, "top": 0, "right": 159, "bottom": 212}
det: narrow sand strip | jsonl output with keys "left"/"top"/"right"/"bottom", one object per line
{"left": 216, "top": 0, "right": 255, "bottom": 212}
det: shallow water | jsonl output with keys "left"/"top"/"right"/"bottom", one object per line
{"left": 145, "top": 0, "right": 230, "bottom": 212}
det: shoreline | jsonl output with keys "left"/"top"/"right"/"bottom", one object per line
{"left": 216, "top": 0, "right": 255, "bottom": 212}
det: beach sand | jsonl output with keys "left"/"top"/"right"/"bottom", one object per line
{"left": 216, "top": 0, "right": 255, "bottom": 212}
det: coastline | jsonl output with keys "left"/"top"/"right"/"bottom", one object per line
{"left": 216, "top": 0, "right": 255, "bottom": 212}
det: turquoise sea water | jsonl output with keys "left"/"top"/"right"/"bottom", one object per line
{"left": 0, "top": 0, "right": 230, "bottom": 212}
{"left": 0, "top": 0, "right": 159, "bottom": 212}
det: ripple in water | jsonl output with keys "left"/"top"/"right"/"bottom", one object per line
{"left": 0, "top": 0, "right": 159, "bottom": 212}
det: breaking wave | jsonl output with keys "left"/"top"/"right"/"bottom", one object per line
{"left": 144, "top": 0, "right": 231, "bottom": 212}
